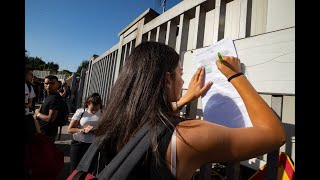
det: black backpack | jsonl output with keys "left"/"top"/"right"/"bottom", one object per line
{"left": 67, "top": 123, "right": 166, "bottom": 180}
{"left": 56, "top": 97, "right": 70, "bottom": 126}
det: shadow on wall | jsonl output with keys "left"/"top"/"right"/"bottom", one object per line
{"left": 282, "top": 122, "right": 295, "bottom": 162}
{"left": 204, "top": 93, "right": 245, "bottom": 128}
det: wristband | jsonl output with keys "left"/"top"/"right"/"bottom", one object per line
{"left": 228, "top": 72, "right": 243, "bottom": 82}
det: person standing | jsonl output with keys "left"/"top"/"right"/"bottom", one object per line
{"left": 34, "top": 75, "right": 65, "bottom": 141}
{"left": 25, "top": 68, "right": 40, "bottom": 139}
{"left": 67, "top": 93, "right": 103, "bottom": 173}
{"left": 58, "top": 82, "right": 72, "bottom": 113}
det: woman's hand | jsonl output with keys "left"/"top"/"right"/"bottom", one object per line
{"left": 83, "top": 125, "right": 94, "bottom": 133}
{"left": 215, "top": 56, "right": 241, "bottom": 79}
{"left": 179, "top": 67, "right": 213, "bottom": 106}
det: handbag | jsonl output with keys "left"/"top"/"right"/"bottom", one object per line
{"left": 24, "top": 133, "right": 64, "bottom": 180}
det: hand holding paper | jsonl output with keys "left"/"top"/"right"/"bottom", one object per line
{"left": 215, "top": 56, "right": 242, "bottom": 79}
{"left": 195, "top": 38, "right": 253, "bottom": 128}
{"left": 179, "top": 67, "right": 213, "bottom": 108}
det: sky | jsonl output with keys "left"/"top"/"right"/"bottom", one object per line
{"left": 25, "top": 0, "right": 181, "bottom": 73}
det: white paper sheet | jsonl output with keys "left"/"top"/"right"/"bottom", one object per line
{"left": 195, "top": 38, "right": 252, "bottom": 128}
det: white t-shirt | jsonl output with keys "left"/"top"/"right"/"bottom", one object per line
{"left": 71, "top": 108, "right": 102, "bottom": 143}
{"left": 25, "top": 83, "right": 36, "bottom": 115}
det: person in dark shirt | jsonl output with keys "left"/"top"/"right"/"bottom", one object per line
{"left": 34, "top": 75, "right": 64, "bottom": 141}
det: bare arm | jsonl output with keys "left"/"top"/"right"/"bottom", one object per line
{"left": 172, "top": 67, "right": 213, "bottom": 113}
{"left": 167, "top": 56, "right": 287, "bottom": 179}
{"left": 67, "top": 119, "right": 83, "bottom": 134}
{"left": 34, "top": 118, "right": 41, "bottom": 133}
{"left": 68, "top": 119, "right": 93, "bottom": 134}
{"left": 215, "top": 56, "right": 287, "bottom": 158}
{"left": 34, "top": 109, "right": 58, "bottom": 122}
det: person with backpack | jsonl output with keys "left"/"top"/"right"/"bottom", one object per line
{"left": 69, "top": 41, "right": 286, "bottom": 180}
{"left": 25, "top": 68, "right": 40, "bottom": 139}
{"left": 34, "top": 74, "right": 66, "bottom": 142}
{"left": 67, "top": 93, "right": 103, "bottom": 173}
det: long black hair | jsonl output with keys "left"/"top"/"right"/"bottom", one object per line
{"left": 95, "top": 41, "right": 181, "bottom": 155}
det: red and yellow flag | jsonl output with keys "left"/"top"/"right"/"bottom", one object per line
{"left": 249, "top": 152, "right": 295, "bottom": 180}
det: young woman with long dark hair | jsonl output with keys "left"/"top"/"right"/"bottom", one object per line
{"left": 93, "top": 41, "right": 286, "bottom": 180}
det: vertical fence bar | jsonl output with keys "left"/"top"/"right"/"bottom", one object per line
{"left": 176, "top": 13, "right": 190, "bottom": 55}
{"left": 266, "top": 95, "right": 283, "bottom": 180}
{"left": 165, "top": 20, "right": 177, "bottom": 49}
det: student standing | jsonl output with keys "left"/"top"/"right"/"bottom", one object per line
{"left": 67, "top": 93, "right": 103, "bottom": 173}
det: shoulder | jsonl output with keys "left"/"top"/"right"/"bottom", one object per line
{"left": 76, "top": 108, "right": 86, "bottom": 116}
{"left": 173, "top": 119, "right": 231, "bottom": 165}
{"left": 176, "top": 119, "right": 223, "bottom": 139}
{"left": 77, "top": 108, "right": 85, "bottom": 114}
{"left": 71, "top": 108, "right": 85, "bottom": 120}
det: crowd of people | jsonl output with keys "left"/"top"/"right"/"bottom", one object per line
{"left": 24, "top": 69, "right": 77, "bottom": 179}
{"left": 24, "top": 41, "right": 286, "bottom": 180}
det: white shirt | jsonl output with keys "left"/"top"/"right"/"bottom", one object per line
{"left": 25, "top": 83, "right": 36, "bottom": 115}
{"left": 71, "top": 108, "right": 102, "bottom": 143}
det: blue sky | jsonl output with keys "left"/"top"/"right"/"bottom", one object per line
{"left": 25, "top": 0, "right": 181, "bottom": 72}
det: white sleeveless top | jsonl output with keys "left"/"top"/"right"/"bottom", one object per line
{"left": 170, "top": 129, "right": 177, "bottom": 177}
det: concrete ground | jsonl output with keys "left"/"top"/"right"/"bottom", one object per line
{"left": 55, "top": 118, "right": 73, "bottom": 179}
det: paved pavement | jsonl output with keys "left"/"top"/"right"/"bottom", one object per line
{"left": 55, "top": 117, "right": 73, "bottom": 180}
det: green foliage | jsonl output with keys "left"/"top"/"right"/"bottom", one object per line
{"left": 26, "top": 56, "right": 46, "bottom": 70}
{"left": 77, "top": 60, "right": 89, "bottom": 73}
{"left": 58, "top": 69, "right": 72, "bottom": 78}
{"left": 25, "top": 50, "right": 61, "bottom": 72}
{"left": 25, "top": 49, "right": 81, "bottom": 77}
{"left": 46, "top": 61, "right": 59, "bottom": 71}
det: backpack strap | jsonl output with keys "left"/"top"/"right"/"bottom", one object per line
{"left": 75, "top": 139, "right": 101, "bottom": 172}
{"left": 170, "top": 129, "right": 177, "bottom": 177}
{"left": 97, "top": 124, "right": 165, "bottom": 180}
{"left": 74, "top": 122, "right": 166, "bottom": 179}
{"left": 79, "top": 108, "right": 86, "bottom": 120}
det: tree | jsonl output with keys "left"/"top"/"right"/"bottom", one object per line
{"left": 58, "top": 69, "right": 72, "bottom": 78}
{"left": 77, "top": 60, "right": 89, "bottom": 73}
{"left": 46, "top": 61, "right": 59, "bottom": 71}
{"left": 25, "top": 49, "right": 72, "bottom": 74}
{"left": 26, "top": 56, "right": 46, "bottom": 70}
